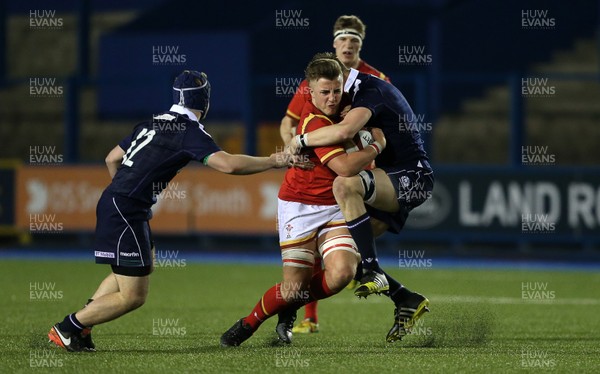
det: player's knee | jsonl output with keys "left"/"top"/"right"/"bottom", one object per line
{"left": 129, "top": 294, "right": 147, "bottom": 310}
{"left": 333, "top": 176, "right": 360, "bottom": 200}
{"left": 121, "top": 289, "right": 147, "bottom": 311}
{"left": 122, "top": 296, "right": 144, "bottom": 311}
{"left": 321, "top": 236, "right": 359, "bottom": 292}
{"left": 334, "top": 263, "right": 356, "bottom": 287}
{"left": 328, "top": 262, "right": 356, "bottom": 292}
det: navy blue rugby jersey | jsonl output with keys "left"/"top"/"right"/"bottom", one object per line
{"left": 107, "top": 105, "right": 221, "bottom": 206}
{"left": 344, "top": 69, "right": 428, "bottom": 168}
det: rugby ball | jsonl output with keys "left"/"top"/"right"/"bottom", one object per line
{"left": 345, "top": 129, "right": 374, "bottom": 153}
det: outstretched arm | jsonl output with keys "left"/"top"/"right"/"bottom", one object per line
{"left": 205, "top": 151, "right": 290, "bottom": 175}
{"left": 289, "top": 107, "right": 372, "bottom": 153}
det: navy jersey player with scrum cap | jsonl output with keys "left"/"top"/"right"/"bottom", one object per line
{"left": 289, "top": 62, "right": 433, "bottom": 342}
{"left": 48, "top": 70, "right": 292, "bottom": 352}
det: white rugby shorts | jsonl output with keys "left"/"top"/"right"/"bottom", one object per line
{"left": 277, "top": 199, "right": 346, "bottom": 247}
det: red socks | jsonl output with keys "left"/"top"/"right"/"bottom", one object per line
{"left": 243, "top": 268, "right": 335, "bottom": 331}
{"left": 304, "top": 257, "right": 322, "bottom": 322}
{"left": 243, "top": 283, "right": 288, "bottom": 330}
{"left": 304, "top": 301, "right": 318, "bottom": 323}
{"left": 308, "top": 270, "right": 333, "bottom": 301}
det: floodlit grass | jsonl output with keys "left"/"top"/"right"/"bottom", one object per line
{"left": 1, "top": 260, "right": 599, "bottom": 373}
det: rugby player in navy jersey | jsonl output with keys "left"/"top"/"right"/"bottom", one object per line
{"left": 48, "top": 70, "right": 292, "bottom": 352}
{"left": 289, "top": 60, "right": 433, "bottom": 342}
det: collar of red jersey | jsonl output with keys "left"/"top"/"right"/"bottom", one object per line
{"left": 169, "top": 104, "right": 199, "bottom": 122}
{"left": 344, "top": 68, "right": 360, "bottom": 93}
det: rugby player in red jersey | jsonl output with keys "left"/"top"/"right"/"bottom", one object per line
{"left": 289, "top": 55, "right": 433, "bottom": 343}
{"left": 280, "top": 15, "right": 391, "bottom": 335}
{"left": 221, "top": 54, "right": 386, "bottom": 347}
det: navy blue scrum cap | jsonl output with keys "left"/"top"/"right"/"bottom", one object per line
{"left": 172, "top": 70, "right": 211, "bottom": 119}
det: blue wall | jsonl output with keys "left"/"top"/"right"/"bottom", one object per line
{"left": 98, "top": 33, "right": 249, "bottom": 119}
{"left": 95, "top": 0, "right": 598, "bottom": 119}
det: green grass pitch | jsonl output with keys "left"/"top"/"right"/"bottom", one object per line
{"left": 1, "top": 259, "right": 599, "bottom": 373}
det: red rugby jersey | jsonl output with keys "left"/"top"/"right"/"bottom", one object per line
{"left": 285, "top": 59, "right": 390, "bottom": 120}
{"left": 278, "top": 101, "right": 345, "bottom": 205}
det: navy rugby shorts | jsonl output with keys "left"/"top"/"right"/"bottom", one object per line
{"left": 94, "top": 190, "right": 153, "bottom": 276}
{"left": 367, "top": 159, "right": 434, "bottom": 234}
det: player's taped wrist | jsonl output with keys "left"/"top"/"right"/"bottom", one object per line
{"left": 295, "top": 134, "right": 309, "bottom": 149}
{"left": 369, "top": 141, "right": 382, "bottom": 155}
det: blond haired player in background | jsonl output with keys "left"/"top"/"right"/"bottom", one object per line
{"left": 281, "top": 15, "right": 390, "bottom": 145}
